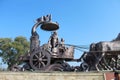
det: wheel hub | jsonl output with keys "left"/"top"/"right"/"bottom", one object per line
{"left": 38, "top": 58, "right": 42, "bottom": 62}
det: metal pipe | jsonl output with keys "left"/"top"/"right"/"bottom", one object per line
{"left": 31, "top": 22, "right": 40, "bottom": 35}
{"left": 30, "top": 17, "right": 44, "bottom": 52}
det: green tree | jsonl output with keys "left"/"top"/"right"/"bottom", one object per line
{"left": 0, "top": 36, "right": 30, "bottom": 69}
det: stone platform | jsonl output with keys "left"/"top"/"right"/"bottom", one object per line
{"left": 0, "top": 72, "right": 106, "bottom": 80}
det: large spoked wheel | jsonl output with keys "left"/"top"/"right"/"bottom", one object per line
{"left": 45, "top": 64, "right": 64, "bottom": 72}
{"left": 29, "top": 49, "right": 51, "bottom": 70}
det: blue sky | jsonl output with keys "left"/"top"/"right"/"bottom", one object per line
{"left": 0, "top": 0, "right": 120, "bottom": 67}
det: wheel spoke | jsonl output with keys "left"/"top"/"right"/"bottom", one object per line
{"left": 39, "top": 52, "right": 42, "bottom": 57}
{"left": 38, "top": 62, "right": 41, "bottom": 69}
{"left": 33, "top": 59, "right": 37, "bottom": 61}
{"left": 41, "top": 53, "right": 45, "bottom": 58}
{"left": 41, "top": 62, "right": 46, "bottom": 67}
{"left": 42, "top": 59, "right": 47, "bottom": 61}
{"left": 34, "top": 54, "right": 39, "bottom": 59}
{"left": 34, "top": 61, "right": 38, "bottom": 66}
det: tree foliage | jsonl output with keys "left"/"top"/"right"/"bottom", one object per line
{"left": 0, "top": 36, "right": 30, "bottom": 69}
